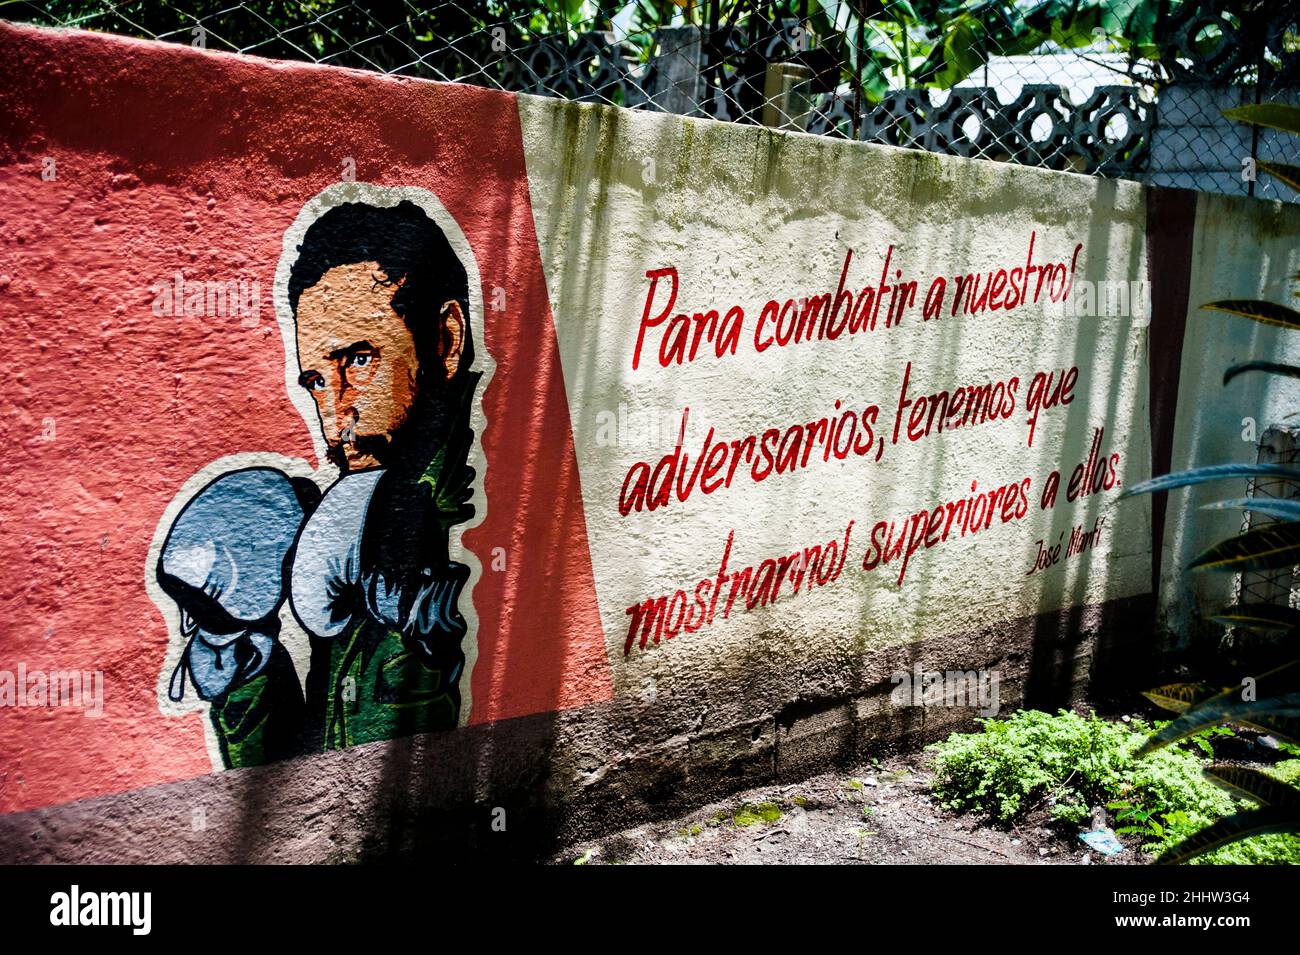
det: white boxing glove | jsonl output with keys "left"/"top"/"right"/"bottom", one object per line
{"left": 157, "top": 467, "right": 317, "bottom": 701}
{"left": 289, "top": 470, "right": 383, "bottom": 639}
{"left": 290, "top": 468, "right": 470, "bottom": 681}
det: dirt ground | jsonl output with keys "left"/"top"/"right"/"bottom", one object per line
{"left": 551, "top": 752, "right": 1146, "bottom": 865}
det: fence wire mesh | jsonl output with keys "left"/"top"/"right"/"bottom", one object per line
{"left": 5, "top": 1, "right": 1299, "bottom": 199}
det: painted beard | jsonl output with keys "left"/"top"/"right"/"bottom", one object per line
{"left": 326, "top": 431, "right": 393, "bottom": 473}
{"left": 324, "top": 376, "right": 447, "bottom": 475}
{"left": 324, "top": 380, "right": 426, "bottom": 474}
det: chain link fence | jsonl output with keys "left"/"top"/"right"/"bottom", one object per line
{"left": 4, "top": 1, "right": 1299, "bottom": 199}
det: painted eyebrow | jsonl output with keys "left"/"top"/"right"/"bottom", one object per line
{"left": 325, "top": 340, "right": 376, "bottom": 362}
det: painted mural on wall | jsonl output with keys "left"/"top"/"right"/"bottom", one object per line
{"left": 152, "top": 187, "right": 487, "bottom": 768}
{"left": 1, "top": 19, "right": 618, "bottom": 813}
{"left": 20, "top": 22, "right": 1287, "bottom": 821}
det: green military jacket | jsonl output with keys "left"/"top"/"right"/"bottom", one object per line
{"left": 209, "top": 615, "right": 460, "bottom": 769}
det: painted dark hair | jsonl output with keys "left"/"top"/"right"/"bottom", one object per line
{"left": 288, "top": 199, "right": 475, "bottom": 385}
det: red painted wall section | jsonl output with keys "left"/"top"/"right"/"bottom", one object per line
{"left": 0, "top": 22, "right": 611, "bottom": 813}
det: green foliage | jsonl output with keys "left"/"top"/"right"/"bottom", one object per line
{"left": 926, "top": 709, "right": 1300, "bottom": 864}
{"left": 1109, "top": 800, "right": 1178, "bottom": 838}
{"left": 1163, "top": 760, "right": 1300, "bottom": 865}
{"left": 813, "top": 0, "right": 1162, "bottom": 97}
{"left": 22, "top": 0, "right": 1175, "bottom": 107}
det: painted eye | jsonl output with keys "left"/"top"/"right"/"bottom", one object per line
{"left": 348, "top": 352, "right": 373, "bottom": 369}
{"left": 298, "top": 370, "right": 325, "bottom": 393}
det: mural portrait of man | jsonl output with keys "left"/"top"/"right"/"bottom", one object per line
{"left": 153, "top": 188, "right": 486, "bottom": 769}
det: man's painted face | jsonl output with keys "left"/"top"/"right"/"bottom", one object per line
{"left": 295, "top": 261, "right": 419, "bottom": 472}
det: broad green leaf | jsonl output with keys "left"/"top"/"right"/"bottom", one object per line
{"left": 893, "top": 0, "right": 919, "bottom": 20}
{"left": 1139, "top": 661, "right": 1300, "bottom": 756}
{"left": 1258, "top": 161, "right": 1300, "bottom": 192}
{"left": 1205, "top": 765, "right": 1300, "bottom": 808}
{"left": 1189, "top": 522, "right": 1300, "bottom": 573}
{"left": 1121, "top": 464, "right": 1300, "bottom": 498}
{"left": 1223, "top": 103, "right": 1300, "bottom": 137}
{"left": 1114, "top": 0, "right": 1161, "bottom": 46}
{"left": 1142, "top": 682, "right": 1217, "bottom": 714}
{"left": 1140, "top": 684, "right": 1300, "bottom": 744}
{"left": 1203, "top": 299, "right": 1300, "bottom": 330}
{"left": 870, "top": 0, "right": 917, "bottom": 20}
{"left": 863, "top": 21, "right": 904, "bottom": 62}
{"left": 1157, "top": 805, "right": 1300, "bottom": 865}
{"left": 1224, "top": 360, "right": 1300, "bottom": 386}
{"left": 1141, "top": 707, "right": 1300, "bottom": 760}
{"left": 1210, "top": 602, "right": 1300, "bottom": 632}
{"left": 943, "top": 19, "right": 984, "bottom": 81}
{"left": 910, "top": 42, "right": 948, "bottom": 85}
{"left": 1138, "top": 670, "right": 1300, "bottom": 758}
{"left": 1241, "top": 714, "right": 1300, "bottom": 746}
{"left": 1201, "top": 497, "right": 1300, "bottom": 522}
